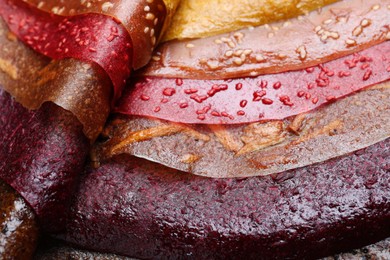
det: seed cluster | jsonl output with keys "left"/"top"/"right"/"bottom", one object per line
{"left": 146, "top": 0, "right": 390, "bottom": 80}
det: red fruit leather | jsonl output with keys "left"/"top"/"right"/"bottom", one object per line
{"left": 0, "top": 0, "right": 133, "bottom": 102}
{"left": 117, "top": 42, "right": 390, "bottom": 124}
{"left": 60, "top": 138, "right": 390, "bottom": 259}
{"left": 0, "top": 88, "right": 89, "bottom": 232}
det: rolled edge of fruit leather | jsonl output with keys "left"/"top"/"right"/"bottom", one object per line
{"left": 24, "top": 0, "right": 181, "bottom": 69}
{"left": 0, "top": 0, "right": 180, "bottom": 103}
{"left": 0, "top": 0, "right": 179, "bottom": 233}
{"left": 0, "top": 87, "right": 89, "bottom": 232}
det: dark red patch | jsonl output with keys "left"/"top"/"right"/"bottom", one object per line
{"left": 0, "top": 88, "right": 89, "bottom": 232}
{"left": 117, "top": 42, "right": 390, "bottom": 124}
{"left": 61, "top": 139, "right": 390, "bottom": 259}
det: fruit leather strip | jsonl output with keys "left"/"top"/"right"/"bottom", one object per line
{"left": 117, "top": 42, "right": 390, "bottom": 124}
{"left": 60, "top": 138, "right": 389, "bottom": 259}
{"left": 23, "top": 0, "right": 180, "bottom": 69}
{"left": 163, "top": 0, "right": 339, "bottom": 41}
{"left": 0, "top": 0, "right": 133, "bottom": 102}
{"left": 0, "top": 180, "right": 39, "bottom": 259}
{"left": 95, "top": 85, "right": 390, "bottom": 178}
{"left": 0, "top": 18, "right": 111, "bottom": 141}
{"left": 143, "top": 0, "right": 390, "bottom": 79}
{"left": 0, "top": 88, "right": 89, "bottom": 232}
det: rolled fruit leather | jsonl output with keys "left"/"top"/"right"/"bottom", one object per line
{"left": 0, "top": 0, "right": 179, "bottom": 251}
{"left": 99, "top": 0, "right": 390, "bottom": 178}
{"left": 57, "top": 1, "right": 390, "bottom": 258}
{"left": 61, "top": 138, "right": 390, "bottom": 259}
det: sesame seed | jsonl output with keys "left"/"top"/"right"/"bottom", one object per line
{"left": 206, "top": 60, "right": 219, "bottom": 70}
{"left": 296, "top": 45, "right": 307, "bottom": 60}
{"left": 352, "top": 26, "right": 363, "bottom": 36}
{"left": 371, "top": 4, "right": 380, "bottom": 10}
{"left": 323, "top": 19, "right": 333, "bottom": 24}
{"left": 255, "top": 54, "right": 266, "bottom": 62}
{"left": 152, "top": 55, "right": 161, "bottom": 61}
{"left": 345, "top": 38, "right": 357, "bottom": 46}
{"left": 243, "top": 49, "right": 253, "bottom": 55}
{"left": 317, "top": 29, "right": 325, "bottom": 35}
{"left": 144, "top": 27, "right": 149, "bottom": 33}
{"left": 146, "top": 13, "right": 155, "bottom": 20}
{"left": 225, "top": 50, "right": 233, "bottom": 57}
{"left": 227, "top": 41, "right": 236, "bottom": 48}
{"left": 234, "top": 49, "right": 243, "bottom": 56}
{"left": 144, "top": 6, "right": 150, "bottom": 12}
{"left": 314, "top": 25, "right": 322, "bottom": 32}
{"left": 360, "top": 19, "right": 371, "bottom": 27}
{"left": 185, "top": 43, "right": 195, "bottom": 48}
{"left": 328, "top": 31, "right": 340, "bottom": 39}
{"left": 102, "top": 2, "right": 114, "bottom": 12}
{"left": 233, "top": 57, "right": 243, "bottom": 65}
{"left": 320, "top": 34, "right": 328, "bottom": 42}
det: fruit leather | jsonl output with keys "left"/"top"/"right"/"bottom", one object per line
{"left": 0, "top": 0, "right": 179, "bottom": 232}
{"left": 0, "top": 88, "right": 89, "bottom": 232}
{"left": 144, "top": 0, "right": 390, "bottom": 79}
{"left": 0, "top": 179, "right": 39, "bottom": 259}
{"left": 60, "top": 138, "right": 390, "bottom": 259}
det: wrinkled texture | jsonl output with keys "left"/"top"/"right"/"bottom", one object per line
{"left": 144, "top": 0, "right": 390, "bottom": 79}
{"left": 0, "top": 88, "right": 89, "bottom": 232}
{"left": 25, "top": 0, "right": 180, "bottom": 69}
{"left": 33, "top": 237, "right": 390, "bottom": 259}
{"left": 0, "top": 180, "right": 39, "bottom": 260}
{"left": 0, "top": 18, "right": 111, "bottom": 141}
{"left": 0, "top": 0, "right": 134, "bottom": 103}
{"left": 61, "top": 138, "right": 389, "bottom": 259}
{"left": 96, "top": 86, "right": 390, "bottom": 178}
{"left": 163, "top": 0, "right": 339, "bottom": 41}
{"left": 117, "top": 42, "right": 390, "bottom": 124}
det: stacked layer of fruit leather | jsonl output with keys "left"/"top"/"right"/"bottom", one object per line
{"left": 57, "top": 0, "right": 389, "bottom": 258}
{"left": 0, "top": 0, "right": 180, "bottom": 234}
{"left": 0, "top": 0, "right": 389, "bottom": 259}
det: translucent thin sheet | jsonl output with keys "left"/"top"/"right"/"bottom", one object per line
{"left": 96, "top": 85, "right": 390, "bottom": 178}
{"left": 117, "top": 42, "right": 390, "bottom": 124}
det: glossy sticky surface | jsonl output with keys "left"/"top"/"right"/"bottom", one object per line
{"left": 0, "top": 88, "right": 89, "bottom": 232}
{"left": 62, "top": 138, "right": 389, "bottom": 259}
{"left": 0, "top": 180, "right": 39, "bottom": 259}
{"left": 0, "top": 0, "right": 133, "bottom": 102}
{"left": 118, "top": 42, "right": 390, "bottom": 124}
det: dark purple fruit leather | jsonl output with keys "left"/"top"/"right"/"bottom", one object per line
{"left": 0, "top": 88, "right": 89, "bottom": 232}
{"left": 62, "top": 138, "right": 390, "bottom": 259}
